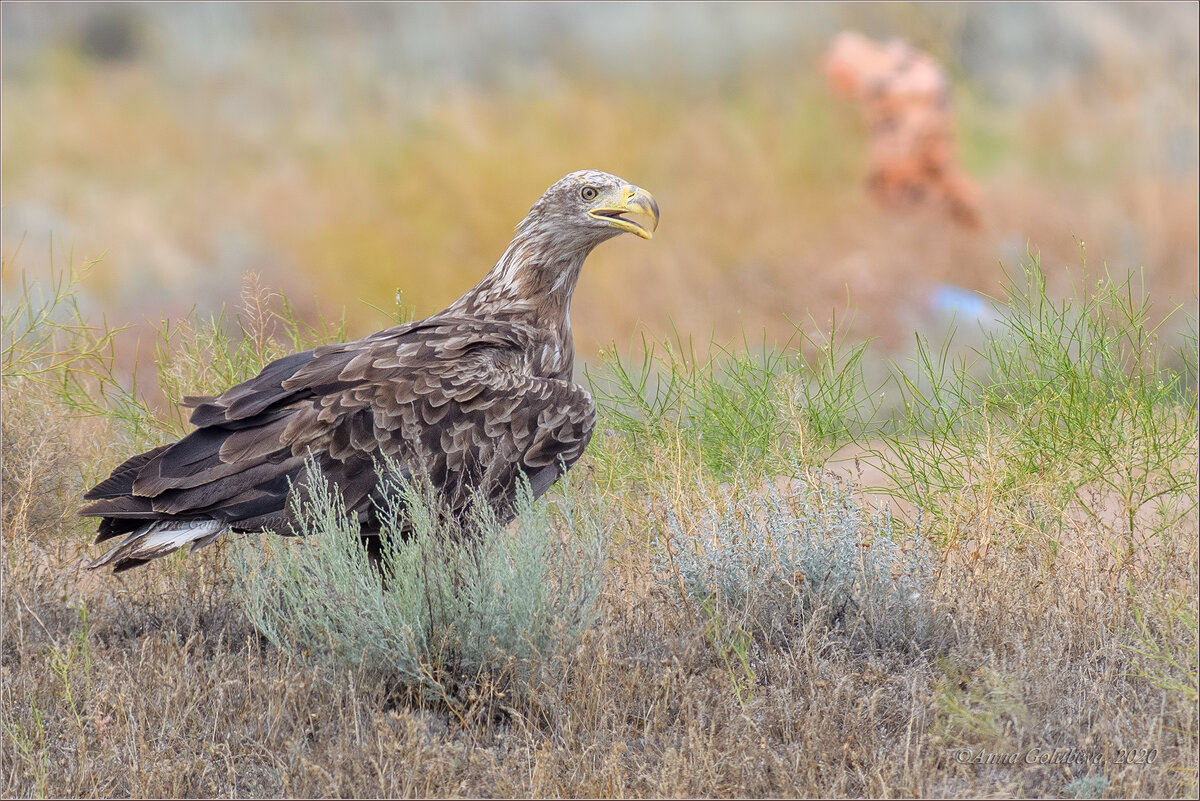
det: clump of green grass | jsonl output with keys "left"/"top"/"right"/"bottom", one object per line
{"left": 231, "top": 458, "right": 609, "bottom": 702}
{"left": 584, "top": 253, "right": 1196, "bottom": 552}
{"left": 587, "top": 319, "right": 875, "bottom": 484}
{"left": 2, "top": 254, "right": 150, "bottom": 436}
{"left": 873, "top": 252, "right": 1198, "bottom": 552}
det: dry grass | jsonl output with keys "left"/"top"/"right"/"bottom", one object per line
{"left": 3, "top": 504, "right": 1196, "bottom": 796}
{"left": 3, "top": 364, "right": 1196, "bottom": 797}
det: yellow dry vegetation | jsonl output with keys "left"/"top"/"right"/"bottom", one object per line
{"left": 3, "top": 50, "right": 1196, "bottom": 370}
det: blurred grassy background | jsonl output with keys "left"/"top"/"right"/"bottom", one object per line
{"left": 3, "top": 2, "right": 1197, "bottom": 378}
{"left": 2, "top": 9, "right": 1197, "bottom": 794}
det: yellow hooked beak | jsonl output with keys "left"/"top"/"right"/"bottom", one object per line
{"left": 588, "top": 184, "right": 660, "bottom": 240}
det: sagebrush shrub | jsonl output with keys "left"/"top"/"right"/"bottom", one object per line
{"left": 232, "top": 458, "right": 608, "bottom": 697}
{"left": 657, "top": 468, "right": 943, "bottom": 653}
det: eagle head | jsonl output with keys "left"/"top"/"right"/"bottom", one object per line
{"left": 522, "top": 170, "right": 660, "bottom": 247}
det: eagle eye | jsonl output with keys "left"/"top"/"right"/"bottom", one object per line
{"left": 580, "top": 186, "right": 598, "bottom": 201}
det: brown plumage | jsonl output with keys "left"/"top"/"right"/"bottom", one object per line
{"left": 81, "top": 170, "right": 659, "bottom": 572}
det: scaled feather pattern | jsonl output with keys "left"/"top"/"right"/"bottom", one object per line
{"left": 81, "top": 170, "right": 659, "bottom": 572}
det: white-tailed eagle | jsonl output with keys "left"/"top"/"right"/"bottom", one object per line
{"left": 81, "top": 170, "right": 659, "bottom": 572}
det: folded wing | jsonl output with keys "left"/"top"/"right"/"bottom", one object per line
{"left": 81, "top": 318, "right": 595, "bottom": 571}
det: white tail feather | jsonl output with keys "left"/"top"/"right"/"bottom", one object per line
{"left": 89, "top": 520, "right": 228, "bottom": 570}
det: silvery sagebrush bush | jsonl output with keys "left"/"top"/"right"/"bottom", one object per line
{"left": 232, "top": 456, "right": 608, "bottom": 696}
{"left": 657, "top": 467, "right": 942, "bottom": 653}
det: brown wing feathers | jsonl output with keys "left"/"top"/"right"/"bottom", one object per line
{"left": 81, "top": 319, "right": 596, "bottom": 571}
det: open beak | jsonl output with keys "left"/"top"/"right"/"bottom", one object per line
{"left": 589, "top": 185, "right": 660, "bottom": 240}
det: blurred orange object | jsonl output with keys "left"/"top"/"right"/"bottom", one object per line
{"left": 823, "top": 31, "right": 981, "bottom": 228}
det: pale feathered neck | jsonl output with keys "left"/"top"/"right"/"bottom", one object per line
{"left": 447, "top": 216, "right": 598, "bottom": 334}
